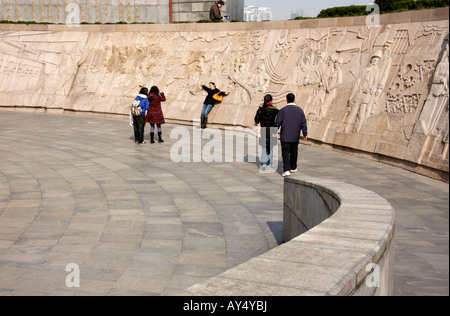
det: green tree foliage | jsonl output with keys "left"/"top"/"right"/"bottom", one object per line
{"left": 318, "top": 0, "right": 448, "bottom": 17}
{"left": 375, "top": 0, "right": 404, "bottom": 12}
{"left": 317, "top": 5, "right": 367, "bottom": 18}
{"left": 390, "top": 0, "right": 449, "bottom": 12}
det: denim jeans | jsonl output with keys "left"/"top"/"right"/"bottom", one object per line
{"left": 261, "top": 146, "right": 273, "bottom": 166}
{"left": 260, "top": 127, "right": 278, "bottom": 166}
{"left": 201, "top": 104, "right": 214, "bottom": 118}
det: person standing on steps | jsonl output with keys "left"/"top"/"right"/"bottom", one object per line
{"left": 276, "top": 93, "right": 308, "bottom": 177}
{"left": 146, "top": 86, "right": 166, "bottom": 143}
{"left": 200, "top": 82, "right": 229, "bottom": 129}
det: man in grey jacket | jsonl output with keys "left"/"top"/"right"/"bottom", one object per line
{"left": 276, "top": 93, "right": 308, "bottom": 177}
{"left": 210, "top": 1, "right": 226, "bottom": 21}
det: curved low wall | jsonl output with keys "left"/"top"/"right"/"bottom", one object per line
{"left": 182, "top": 176, "right": 395, "bottom": 296}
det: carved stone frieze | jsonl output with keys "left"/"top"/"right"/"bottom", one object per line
{"left": 0, "top": 12, "right": 448, "bottom": 178}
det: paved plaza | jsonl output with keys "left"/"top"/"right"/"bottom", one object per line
{"left": 0, "top": 111, "right": 448, "bottom": 296}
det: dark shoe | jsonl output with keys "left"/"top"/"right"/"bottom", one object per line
{"left": 150, "top": 132, "right": 155, "bottom": 144}
{"left": 202, "top": 118, "right": 208, "bottom": 129}
{"left": 158, "top": 132, "right": 164, "bottom": 143}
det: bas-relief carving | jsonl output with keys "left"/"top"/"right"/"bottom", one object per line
{"left": 0, "top": 31, "right": 87, "bottom": 107}
{"left": 418, "top": 40, "right": 449, "bottom": 160}
{"left": 343, "top": 50, "right": 384, "bottom": 133}
{"left": 0, "top": 21, "right": 448, "bottom": 173}
{"left": 421, "top": 42, "right": 449, "bottom": 135}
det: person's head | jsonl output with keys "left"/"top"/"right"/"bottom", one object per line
{"left": 263, "top": 94, "right": 273, "bottom": 106}
{"left": 371, "top": 51, "right": 383, "bottom": 65}
{"left": 286, "top": 93, "right": 295, "bottom": 104}
{"left": 383, "top": 40, "right": 394, "bottom": 53}
{"left": 150, "top": 86, "right": 159, "bottom": 95}
{"left": 335, "top": 57, "right": 344, "bottom": 70}
{"left": 209, "top": 82, "right": 216, "bottom": 89}
{"left": 139, "top": 87, "right": 148, "bottom": 95}
{"left": 217, "top": 1, "right": 225, "bottom": 7}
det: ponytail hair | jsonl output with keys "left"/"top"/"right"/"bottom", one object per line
{"left": 263, "top": 94, "right": 273, "bottom": 107}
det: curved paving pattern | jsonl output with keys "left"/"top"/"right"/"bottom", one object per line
{"left": 0, "top": 111, "right": 448, "bottom": 296}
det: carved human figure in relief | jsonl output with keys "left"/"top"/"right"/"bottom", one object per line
{"left": 292, "top": 52, "right": 312, "bottom": 88}
{"left": 249, "top": 63, "right": 270, "bottom": 93}
{"left": 442, "top": 120, "right": 449, "bottom": 159}
{"left": 424, "top": 43, "right": 449, "bottom": 135}
{"left": 370, "top": 40, "right": 394, "bottom": 116}
{"left": 344, "top": 51, "right": 383, "bottom": 133}
{"left": 103, "top": 34, "right": 113, "bottom": 67}
{"left": 305, "top": 52, "right": 327, "bottom": 110}
{"left": 230, "top": 56, "right": 252, "bottom": 105}
{"left": 320, "top": 56, "right": 344, "bottom": 118}
{"left": 305, "top": 52, "right": 326, "bottom": 87}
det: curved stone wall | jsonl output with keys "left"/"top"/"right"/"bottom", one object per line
{"left": 0, "top": 8, "right": 448, "bottom": 181}
{"left": 182, "top": 176, "right": 395, "bottom": 296}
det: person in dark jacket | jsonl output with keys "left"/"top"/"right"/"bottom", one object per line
{"left": 146, "top": 86, "right": 166, "bottom": 143}
{"left": 133, "top": 87, "right": 150, "bottom": 145}
{"left": 200, "top": 82, "right": 229, "bottom": 129}
{"left": 255, "top": 94, "right": 279, "bottom": 170}
{"left": 210, "top": 1, "right": 226, "bottom": 21}
{"left": 275, "top": 93, "right": 308, "bottom": 177}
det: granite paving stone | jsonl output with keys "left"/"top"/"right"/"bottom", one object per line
{"left": 0, "top": 111, "right": 448, "bottom": 296}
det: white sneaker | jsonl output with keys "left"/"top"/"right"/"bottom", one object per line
{"left": 290, "top": 169, "right": 298, "bottom": 173}
{"left": 282, "top": 171, "right": 291, "bottom": 177}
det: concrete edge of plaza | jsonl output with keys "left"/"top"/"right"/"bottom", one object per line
{"left": 180, "top": 176, "right": 395, "bottom": 296}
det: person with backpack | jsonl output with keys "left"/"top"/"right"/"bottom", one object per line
{"left": 200, "top": 82, "right": 229, "bottom": 129}
{"left": 146, "top": 86, "right": 166, "bottom": 144}
{"left": 132, "top": 87, "right": 150, "bottom": 145}
{"left": 254, "top": 94, "right": 279, "bottom": 170}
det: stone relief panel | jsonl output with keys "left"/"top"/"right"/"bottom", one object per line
{"left": 0, "top": 30, "right": 87, "bottom": 108}
{"left": 0, "top": 19, "right": 448, "bottom": 175}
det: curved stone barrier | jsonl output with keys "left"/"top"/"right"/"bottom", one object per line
{"left": 183, "top": 176, "right": 395, "bottom": 296}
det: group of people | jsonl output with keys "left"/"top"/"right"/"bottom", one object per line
{"left": 131, "top": 86, "right": 166, "bottom": 145}
{"left": 255, "top": 93, "right": 308, "bottom": 177}
{"left": 131, "top": 83, "right": 308, "bottom": 177}
{"left": 131, "top": 82, "right": 228, "bottom": 145}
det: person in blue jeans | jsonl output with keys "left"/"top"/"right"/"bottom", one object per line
{"left": 276, "top": 93, "right": 308, "bottom": 177}
{"left": 132, "top": 87, "right": 150, "bottom": 145}
{"left": 254, "top": 94, "right": 279, "bottom": 170}
{"left": 200, "top": 82, "right": 229, "bottom": 129}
